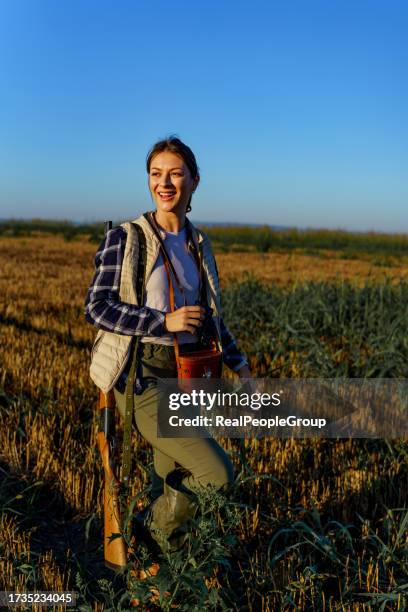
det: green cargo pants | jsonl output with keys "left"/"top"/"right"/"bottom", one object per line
{"left": 114, "top": 341, "right": 234, "bottom": 553}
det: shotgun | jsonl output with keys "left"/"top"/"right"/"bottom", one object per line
{"left": 97, "top": 219, "right": 128, "bottom": 571}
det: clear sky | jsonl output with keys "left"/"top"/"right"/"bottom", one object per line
{"left": 0, "top": 0, "right": 407, "bottom": 232}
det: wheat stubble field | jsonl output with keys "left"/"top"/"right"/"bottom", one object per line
{"left": 0, "top": 231, "right": 407, "bottom": 611}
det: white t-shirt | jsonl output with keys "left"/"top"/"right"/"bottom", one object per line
{"left": 141, "top": 225, "right": 200, "bottom": 345}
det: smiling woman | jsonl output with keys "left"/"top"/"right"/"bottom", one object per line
{"left": 146, "top": 138, "right": 200, "bottom": 219}
{"left": 84, "top": 135, "right": 251, "bottom": 590}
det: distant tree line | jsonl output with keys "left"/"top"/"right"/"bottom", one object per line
{"left": 1, "top": 218, "right": 408, "bottom": 256}
{"left": 0, "top": 219, "right": 105, "bottom": 242}
{"left": 202, "top": 224, "right": 408, "bottom": 256}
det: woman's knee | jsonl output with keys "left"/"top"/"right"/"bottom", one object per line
{"left": 167, "top": 453, "right": 234, "bottom": 492}
{"left": 194, "top": 454, "right": 234, "bottom": 491}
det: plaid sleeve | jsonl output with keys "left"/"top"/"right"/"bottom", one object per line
{"left": 220, "top": 317, "right": 249, "bottom": 372}
{"left": 84, "top": 226, "right": 166, "bottom": 337}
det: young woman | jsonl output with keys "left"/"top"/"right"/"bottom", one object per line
{"left": 85, "top": 136, "right": 252, "bottom": 558}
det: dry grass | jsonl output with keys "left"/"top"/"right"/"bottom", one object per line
{"left": 216, "top": 250, "right": 408, "bottom": 286}
{"left": 0, "top": 235, "right": 407, "bottom": 610}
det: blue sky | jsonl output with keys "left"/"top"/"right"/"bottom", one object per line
{"left": 0, "top": 0, "right": 407, "bottom": 232}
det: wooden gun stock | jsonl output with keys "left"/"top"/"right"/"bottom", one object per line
{"left": 97, "top": 390, "right": 128, "bottom": 571}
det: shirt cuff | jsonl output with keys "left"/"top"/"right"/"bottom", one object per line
{"left": 148, "top": 309, "right": 167, "bottom": 337}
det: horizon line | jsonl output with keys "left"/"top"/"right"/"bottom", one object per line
{"left": 0, "top": 216, "right": 407, "bottom": 238}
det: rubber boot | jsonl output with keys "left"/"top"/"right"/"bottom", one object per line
{"left": 144, "top": 479, "right": 198, "bottom": 554}
{"left": 149, "top": 467, "right": 164, "bottom": 504}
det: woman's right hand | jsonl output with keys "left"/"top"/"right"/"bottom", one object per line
{"left": 164, "top": 305, "right": 205, "bottom": 334}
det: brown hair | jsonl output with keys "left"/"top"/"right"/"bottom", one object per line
{"left": 146, "top": 136, "right": 200, "bottom": 213}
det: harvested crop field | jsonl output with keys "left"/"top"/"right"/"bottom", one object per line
{"left": 1, "top": 234, "right": 407, "bottom": 611}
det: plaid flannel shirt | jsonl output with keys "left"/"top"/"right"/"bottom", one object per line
{"left": 84, "top": 225, "right": 248, "bottom": 393}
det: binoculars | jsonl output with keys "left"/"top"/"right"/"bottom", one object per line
{"left": 195, "top": 302, "right": 216, "bottom": 346}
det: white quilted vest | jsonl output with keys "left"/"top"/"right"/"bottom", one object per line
{"left": 89, "top": 214, "right": 221, "bottom": 393}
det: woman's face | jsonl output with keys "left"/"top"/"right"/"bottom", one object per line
{"left": 148, "top": 151, "right": 198, "bottom": 215}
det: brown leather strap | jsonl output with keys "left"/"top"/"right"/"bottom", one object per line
{"left": 144, "top": 210, "right": 207, "bottom": 359}
{"left": 143, "top": 211, "right": 187, "bottom": 305}
{"left": 162, "top": 257, "right": 181, "bottom": 367}
{"left": 143, "top": 210, "right": 211, "bottom": 361}
{"left": 143, "top": 210, "right": 208, "bottom": 307}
